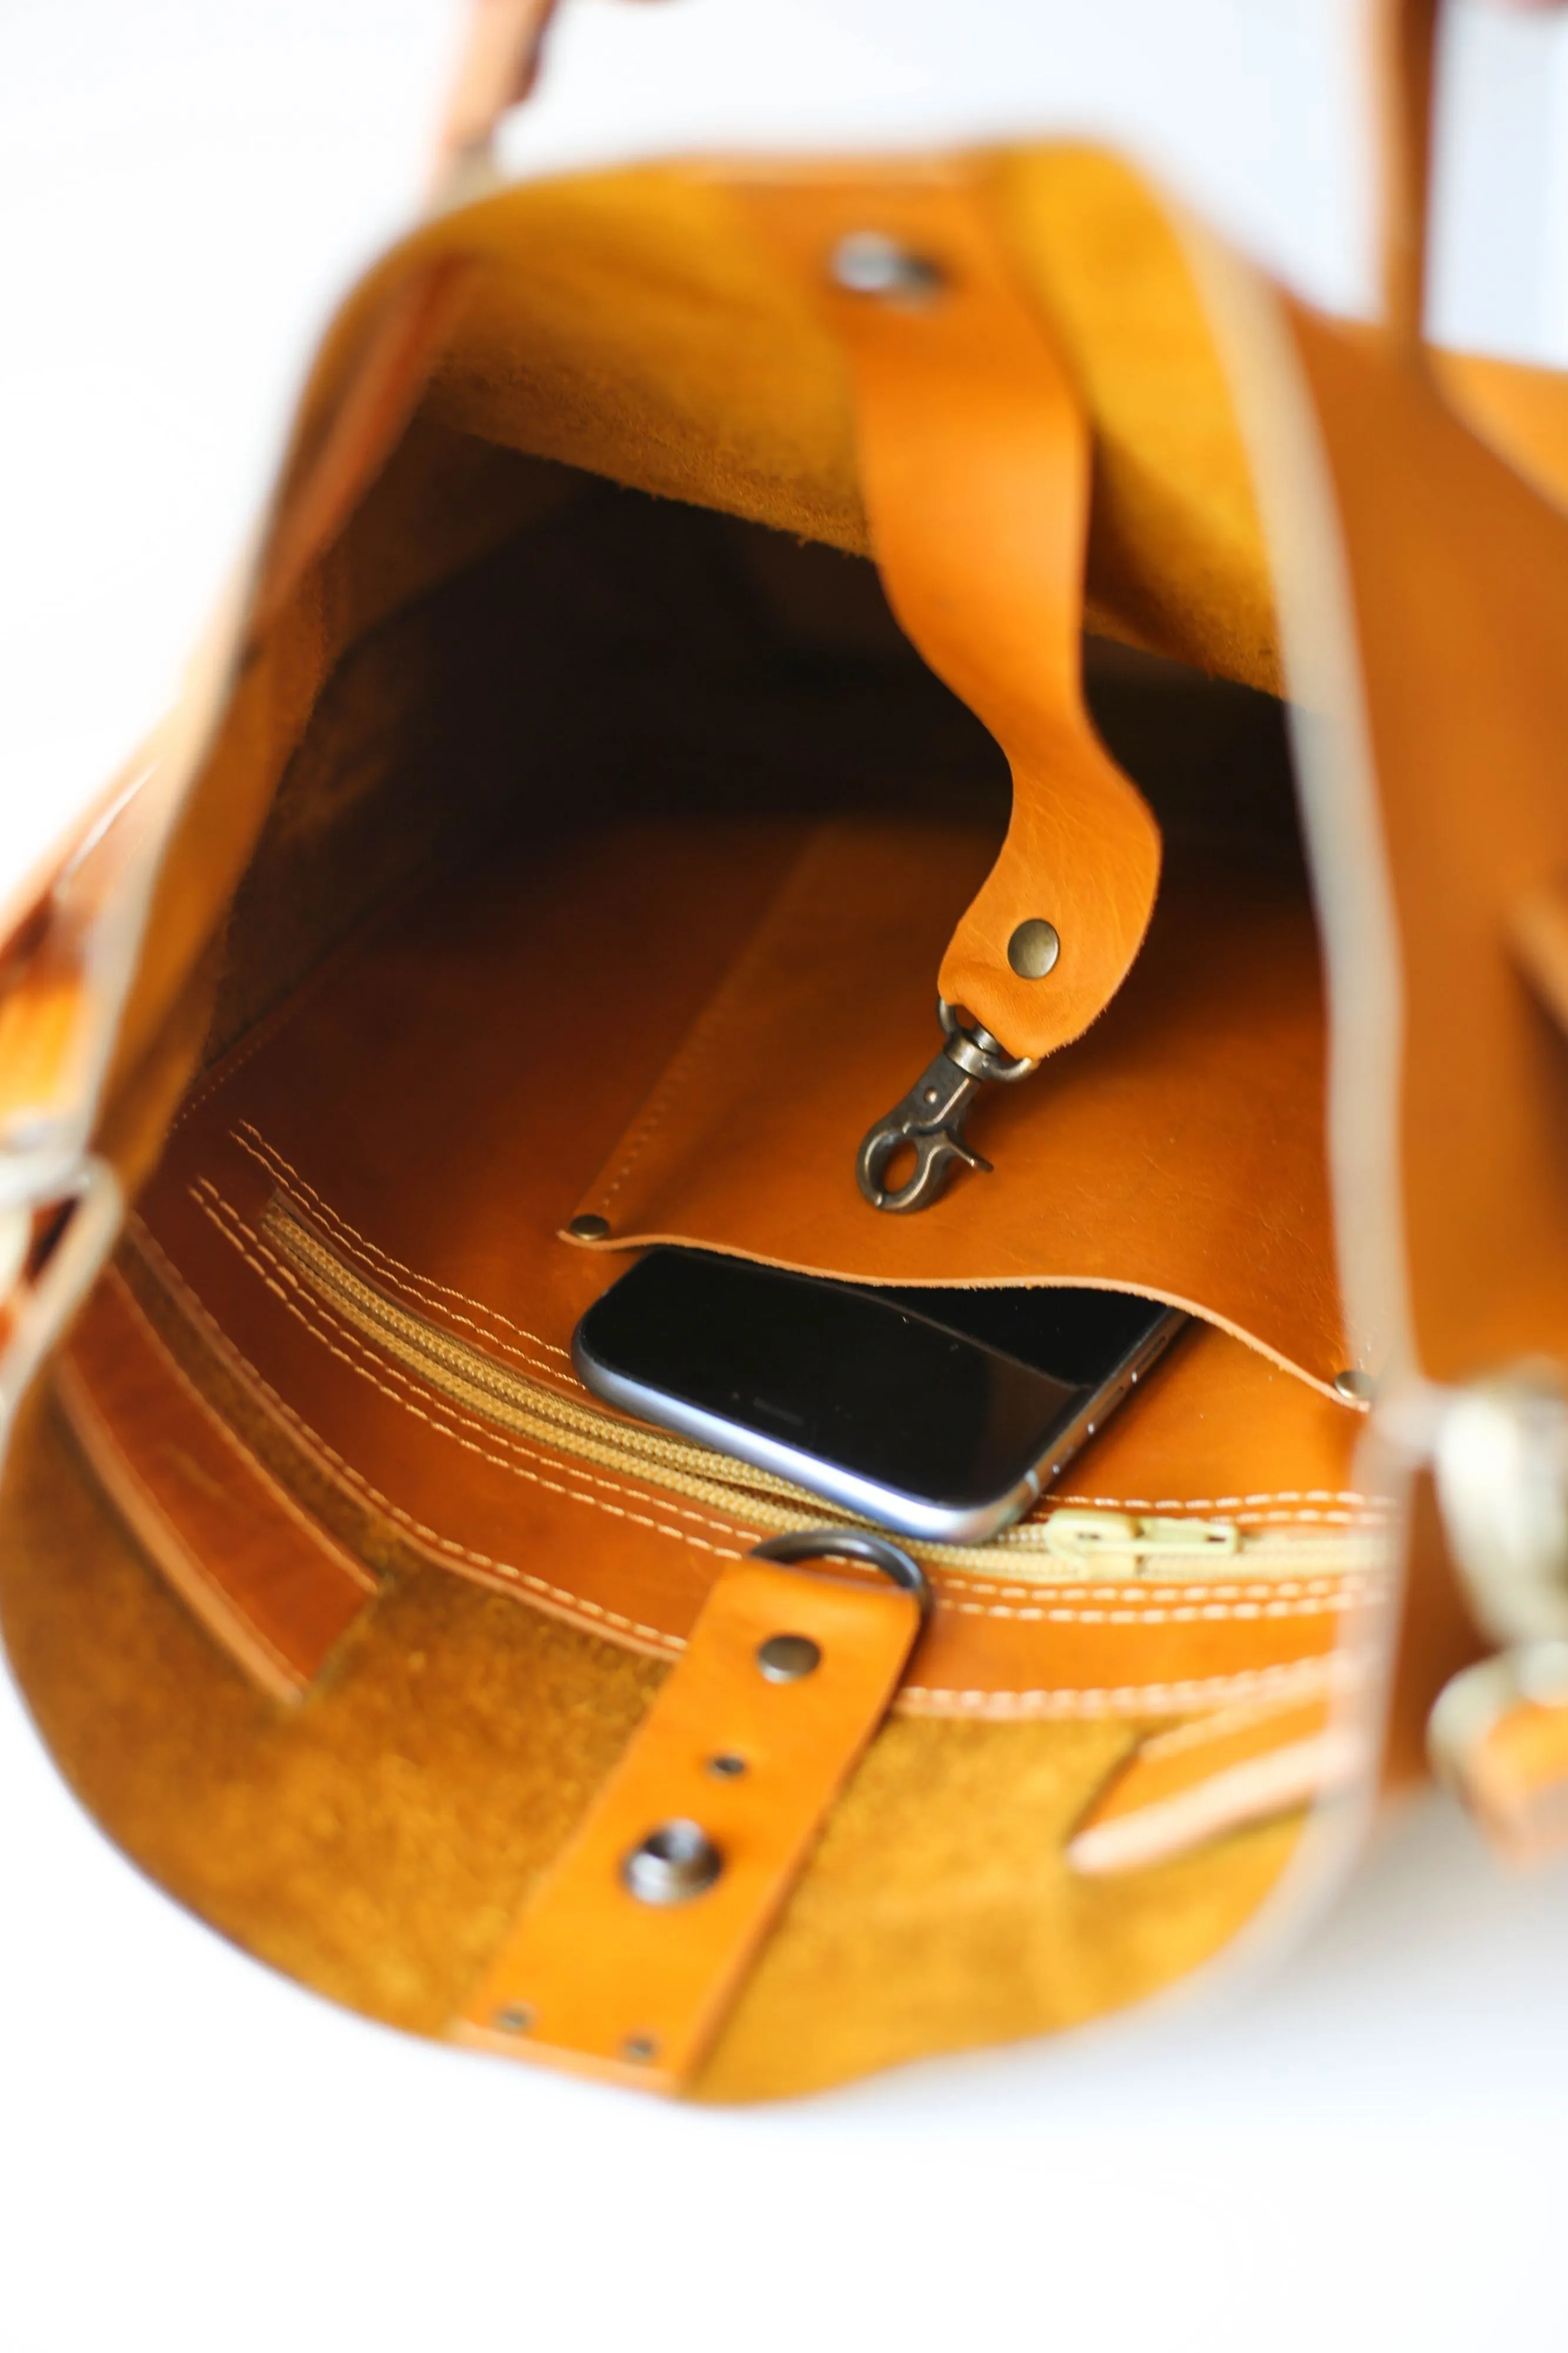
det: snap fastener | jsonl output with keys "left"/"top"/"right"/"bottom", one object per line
{"left": 567, "top": 1214, "right": 610, "bottom": 1241}
{"left": 1007, "top": 918, "right": 1061, "bottom": 979}
{"left": 829, "top": 231, "right": 944, "bottom": 302}
{"left": 706, "top": 1752, "right": 748, "bottom": 1779}
{"left": 621, "top": 2032, "right": 660, "bottom": 2065}
{"left": 492, "top": 2001, "right": 535, "bottom": 2034}
{"left": 756, "top": 1632, "right": 822, "bottom": 1683}
{"left": 621, "top": 1819, "right": 723, "bottom": 1905}
{"left": 1333, "top": 1368, "right": 1376, "bottom": 1404}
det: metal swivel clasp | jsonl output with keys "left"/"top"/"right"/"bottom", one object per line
{"left": 855, "top": 998, "right": 1036, "bottom": 1214}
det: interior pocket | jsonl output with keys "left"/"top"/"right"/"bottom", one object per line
{"left": 564, "top": 813, "right": 1343, "bottom": 1392}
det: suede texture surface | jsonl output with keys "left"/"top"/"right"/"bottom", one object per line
{"left": 1, "top": 1389, "right": 1303, "bottom": 2101}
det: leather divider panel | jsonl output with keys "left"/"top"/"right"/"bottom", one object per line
{"left": 57, "top": 1266, "right": 376, "bottom": 1697}
{"left": 736, "top": 176, "right": 1162, "bottom": 1066}
{"left": 121, "top": 818, "right": 1382, "bottom": 1719}
{"left": 453, "top": 1554, "right": 920, "bottom": 2093}
{"left": 566, "top": 818, "right": 1345, "bottom": 1391}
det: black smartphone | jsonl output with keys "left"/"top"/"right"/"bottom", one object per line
{"left": 572, "top": 1248, "right": 1186, "bottom": 1542}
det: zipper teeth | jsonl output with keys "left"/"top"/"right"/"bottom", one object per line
{"left": 263, "top": 1200, "right": 1379, "bottom": 1584}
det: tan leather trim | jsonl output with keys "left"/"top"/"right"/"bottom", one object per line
{"left": 452, "top": 1553, "right": 920, "bottom": 2091}
{"left": 56, "top": 1267, "right": 376, "bottom": 1698}
{"left": 738, "top": 176, "right": 1160, "bottom": 1064}
{"left": 1065, "top": 1693, "right": 1366, "bottom": 1874}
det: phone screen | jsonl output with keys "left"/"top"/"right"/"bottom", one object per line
{"left": 572, "top": 1248, "right": 1183, "bottom": 1542}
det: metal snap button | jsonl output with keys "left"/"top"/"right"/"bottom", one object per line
{"left": 1007, "top": 918, "right": 1061, "bottom": 978}
{"left": 1333, "top": 1368, "right": 1376, "bottom": 1404}
{"left": 621, "top": 1819, "right": 723, "bottom": 1905}
{"left": 755, "top": 1633, "right": 822, "bottom": 1684}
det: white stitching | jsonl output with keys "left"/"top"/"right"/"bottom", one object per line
{"left": 230, "top": 1121, "right": 572, "bottom": 1368}
{"left": 194, "top": 1184, "right": 758, "bottom": 1549}
{"left": 211, "top": 1129, "right": 1388, "bottom": 1525}
{"left": 898, "top": 1657, "right": 1359, "bottom": 1719}
{"left": 193, "top": 1176, "right": 1375, "bottom": 1629}
{"left": 188, "top": 1190, "right": 740, "bottom": 1639}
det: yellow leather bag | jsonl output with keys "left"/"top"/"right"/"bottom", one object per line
{"left": 5, "top": 0, "right": 1568, "bottom": 2099}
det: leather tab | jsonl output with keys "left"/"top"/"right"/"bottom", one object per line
{"left": 737, "top": 174, "right": 1161, "bottom": 1064}
{"left": 1066, "top": 1695, "right": 1367, "bottom": 1877}
{"left": 452, "top": 1555, "right": 921, "bottom": 2092}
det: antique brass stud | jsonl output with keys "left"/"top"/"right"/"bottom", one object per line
{"left": 568, "top": 1214, "right": 611, "bottom": 1241}
{"left": 1007, "top": 918, "right": 1061, "bottom": 979}
{"left": 1333, "top": 1369, "right": 1376, "bottom": 1404}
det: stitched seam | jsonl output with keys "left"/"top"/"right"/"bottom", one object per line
{"left": 231, "top": 1121, "right": 571, "bottom": 1369}
{"left": 132, "top": 1215, "right": 687, "bottom": 1648}
{"left": 128, "top": 1217, "right": 1370, "bottom": 1702}
{"left": 195, "top": 1178, "right": 1372, "bottom": 1628}
{"left": 189, "top": 1191, "right": 742, "bottom": 1638}
{"left": 899, "top": 1657, "right": 1357, "bottom": 1717}
{"left": 209, "top": 1133, "right": 1389, "bottom": 1531}
{"left": 195, "top": 1182, "right": 758, "bottom": 1548}
{"left": 195, "top": 1184, "right": 758, "bottom": 1548}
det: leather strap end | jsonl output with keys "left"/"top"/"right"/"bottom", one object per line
{"left": 452, "top": 1557, "right": 922, "bottom": 2092}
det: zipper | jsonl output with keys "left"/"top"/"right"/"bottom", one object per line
{"left": 263, "top": 1197, "right": 1382, "bottom": 1585}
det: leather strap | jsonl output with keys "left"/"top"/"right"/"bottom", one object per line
{"left": 1377, "top": 0, "right": 1440, "bottom": 351}
{"left": 737, "top": 176, "right": 1160, "bottom": 1065}
{"left": 452, "top": 1553, "right": 921, "bottom": 2091}
{"left": 431, "top": 0, "right": 560, "bottom": 185}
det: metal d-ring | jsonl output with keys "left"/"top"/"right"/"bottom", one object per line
{"left": 855, "top": 997, "right": 1037, "bottom": 1215}
{"left": 749, "top": 1527, "right": 932, "bottom": 1621}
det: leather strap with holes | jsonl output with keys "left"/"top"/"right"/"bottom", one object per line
{"left": 452, "top": 1554, "right": 922, "bottom": 2092}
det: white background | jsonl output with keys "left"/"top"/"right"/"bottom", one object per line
{"left": 5, "top": 5, "right": 1568, "bottom": 2347}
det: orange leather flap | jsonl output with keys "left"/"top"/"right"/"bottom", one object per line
{"left": 566, "top": 818, "right": 1344, "bottom": 1390}
{"left": 453, "top": 1552, "right": 921, "bottom": 2091}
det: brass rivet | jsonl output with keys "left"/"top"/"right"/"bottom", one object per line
{"left": 756, "top": 1633, "right": 821, "bottom": 1684}
{"left": 706, "top": 1753, "right": 748, "bottom": 1779}
{"left": 1007, "top": 919, "right": 1060, "bottom": 979}
{"left": 621, "top": 1819, "right": 723, "bottom": 1905}
{"left": 622, "top": 2033, "right": 660, "bottom": 2064}
{"left": 493, "top": 2002, "right": 535, "bottom": 2034}
{"left": 568, "top": 1214, "right": 610, "bottom": 1242}
{"left": 829, "top": 231, "right": 944, "bottom": 302}
{"left": 1333, "top": 1368, "right": 1376, "bottom": 1404}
